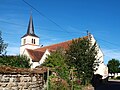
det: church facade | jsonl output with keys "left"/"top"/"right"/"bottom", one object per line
{"left": 20, "top": 15, "right": 108, "bottom": 79}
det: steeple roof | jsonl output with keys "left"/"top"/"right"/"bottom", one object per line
{"left": 27, "top": 15, "right": 34, "bottom": 35}
{"left": 22, "top": 15, "right": 39, "bottom": 38}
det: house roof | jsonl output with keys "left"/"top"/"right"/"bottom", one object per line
{"left": 22, "top": 15, "right": 39, "bottom": 38}
{"left": 26, "top": 49, "right": 45, "bottom": 62}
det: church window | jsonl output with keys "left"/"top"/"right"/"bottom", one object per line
{"left": 34, "top": 39, "right": 35, "bottom": 44}
{"left": 32, "top": 39, "right": 34, "bottom": 44}
{"left": 32, "top": 39, "right": 35, "bottom": 44}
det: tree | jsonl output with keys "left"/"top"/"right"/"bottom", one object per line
{"left": 0, "top": 31, "right": 8, "bottom": 55}
{"left": 107, "top": 59, "right": 120, "bottom": 74}
{"left": 42, "top": 48, "right": 69, "bottom": 80}
{"left": 66, "top": 37, "right": 98, "bottom": 85}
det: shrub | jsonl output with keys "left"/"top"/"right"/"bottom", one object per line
{"left": 48, "top": 75, "right": 69, "bottom": 90}
{"left": 0, "top": 55, "right": 30, "bottom": 68}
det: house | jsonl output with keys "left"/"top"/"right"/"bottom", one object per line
{"left": 20, "top": 15, "right": 108, "bottom": 79}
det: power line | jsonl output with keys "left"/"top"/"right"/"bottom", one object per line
{"left": 95, "top": 36, "right": 120, "bottom": 48}
{"left": 0, "top": 19, "right": 86, "bottom": 36}
{"left": 22, "top": 0, "right": 71, "bottom": 34}
{"left": 99, "top": 41, "right": 120, "bottom": 53}
{"left": 94, "top": 36, "right": 120, "bottom": 59}
{"left": 0, "top": 20, "right": 26, "bottom": 27}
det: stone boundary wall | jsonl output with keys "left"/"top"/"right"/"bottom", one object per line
{"left": 0, "top": 66, "right": 47, "bottom": 90}
{"left": 0, "top": 73, "right": 45, "bottom": 90}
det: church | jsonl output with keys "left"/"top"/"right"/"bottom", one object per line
{"left": 20, "top": 15, "right": 108, "bottom": 79}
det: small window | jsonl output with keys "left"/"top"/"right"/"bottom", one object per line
{"left": 32, "top": 39, "right": 34, "bottom": 44}
{"left": 34, "top": 39, "right": 35, "bottom": 44}
{"left": 23, "top": 39, "right": 26, "bottom": 45}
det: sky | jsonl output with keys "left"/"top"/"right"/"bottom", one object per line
{"left": 0, "top": 0, "right": 120, "bottom": 65}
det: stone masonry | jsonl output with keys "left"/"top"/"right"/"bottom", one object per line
{"left": 0, "top": 66, "right": 47, "bottom": 90}
{"left": 0, "top": 73, "right": 45, "bottom": 90}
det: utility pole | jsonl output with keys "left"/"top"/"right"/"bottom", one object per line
{"left": 47, "top": 67, "right": 49, "bottom": 90}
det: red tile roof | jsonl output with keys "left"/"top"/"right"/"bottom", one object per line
{"left": 35, "top": 40, "right": 72, "bottom": 52}
{"left": 26, "top": 49, "right": 45, "bottom": 62}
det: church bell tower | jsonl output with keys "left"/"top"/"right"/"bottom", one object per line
{"left": 20, "top": 15, "right": 40, "bottom": 55}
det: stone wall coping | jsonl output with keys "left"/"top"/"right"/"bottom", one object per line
{"left": 0, "top": 66, "right": 47, "bottom": 74}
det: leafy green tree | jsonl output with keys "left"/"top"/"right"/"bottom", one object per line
{"left": 66, "top": 37, "right": 98, "bottom": 85}
{"left": 42, "top": 48, "right": 69, "bottom": 80}
{"left": 107, "top": 59, "right": 120, "bottom": 74}
{"left": 0, "top": 31, "right": 8, "bottom": 55}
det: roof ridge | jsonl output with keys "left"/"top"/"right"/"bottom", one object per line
{"left": 35, "top": 36, "right": 88, "bottom": 50}
{"left": 36, "top": 39, "right": 72, "bottom": 50}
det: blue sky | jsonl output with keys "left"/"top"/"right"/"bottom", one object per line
{"left": 0, "top": 0, "right": 120, "bottom": 65}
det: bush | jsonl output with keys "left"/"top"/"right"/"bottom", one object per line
{"left": 48, "top": 75, "right": 69, "bottom": 90}
{"left": 0, "top": 55, "right": 30, "bottom": 68}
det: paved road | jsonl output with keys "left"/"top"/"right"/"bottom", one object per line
{"left": 95, "top": 81, "right": 120, "bottom": 90}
